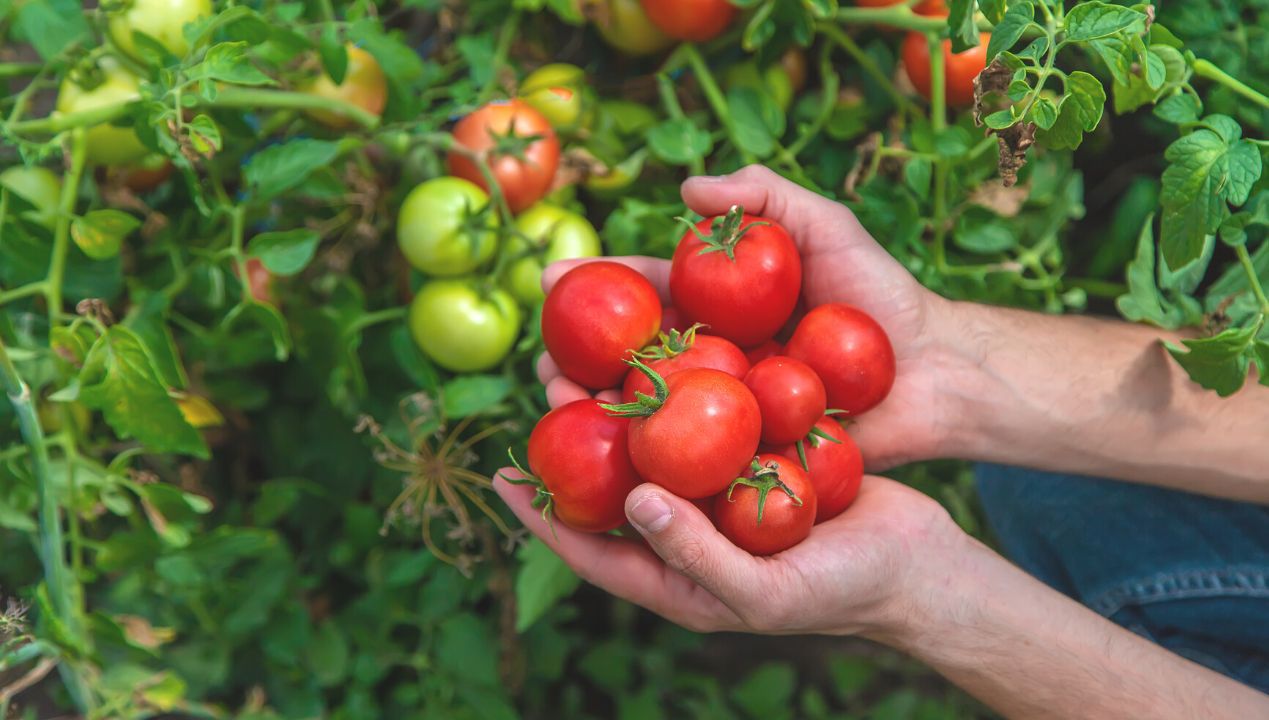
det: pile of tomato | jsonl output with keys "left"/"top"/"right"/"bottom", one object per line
{"left": 513, "top": 209, "right": 895, "bottom": 556}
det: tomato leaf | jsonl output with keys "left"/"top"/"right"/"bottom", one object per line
{"left": 647, "top": 118, "right": 713, "bottom": 166}
{"left": 946, "top": 0, "right": 980, "bottom": 54}
{"left": 193, "top": 42, "right": 275, "bottom": 86}
{"left": 727, "top": 87, "right": 783, "bottom": 159}
{"left": 13, "top": 0, "right": 89, "bottom": 61}
{"left": 318, "top": 25, "right": 348, "bottom": 85}
{"left": 76, "top": 327, "right": 208, "bottom": 458}
{"left": 71, "top": 210, "right": 139, "bottom": 261}
{"left": 1165, "top": 324, "right": 1257, "bottom": 397}
{"left": 1115, "top": 215, "right": 1206, "bottom": 329}
{"left": 514, "top": 537, "right": 580, "bottom": 632}
{"left": 986, "top": 2, "right": 1033, "bottom": 62}
{"left": 1035, "top": 71, "right": 1105, "bottom": 150}
{"left": 1063, "top": 2, "right": 1148, "bottom": 42}
{"left": 441, "top": 374, "right": 513, "bottom": 418}
{"left": 248, "top": 228, "right": 320, "bottom": 276}
{"left": 1154, "top": 93, "right": 1202, "bottom": 125}
{"left": 731, "top": 663, "right": 796, "bottom": 719}
{"left": 243, "top": 139, "right": 341, "bottom": 200}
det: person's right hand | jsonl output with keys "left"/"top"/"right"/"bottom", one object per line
{"left": 539, "top": 165, "right": 965, "bottom": 469}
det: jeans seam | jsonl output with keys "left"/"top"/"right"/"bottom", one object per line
{"left": 1086, "top": 566, "right": 1269, "bottom": 618}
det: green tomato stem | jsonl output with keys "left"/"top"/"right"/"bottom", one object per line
{"left": 680, "top": 43, "right": 757, "bottom": 166}
{"left": 1235, "top": 244, "right": 1269, "bottom": 315}
{"left": 0, "top": 62, "right": 43, "bottom": 79}
{"left": 656, "top": 74, "right": 706, "bottom": 177}
{"left": 834, "top": 5, "right": 952, "bottom": 32}
{"left": 1192, "top": 59, "right": 1269, "bottom": 109}
{"left": 818, "top": 24, "right": 921, "bottom": 117}
{"left": 209, "top": 87, "right": 381, "bottom": 129}
{"left": 46, "top": 128, "right": 86, "bottom": 330}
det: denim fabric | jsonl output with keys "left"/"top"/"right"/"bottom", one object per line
{"left": 975, "top": 464, "right": 1269, "bottom": 693}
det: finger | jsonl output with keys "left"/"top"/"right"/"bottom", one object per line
{"left": 624, "top": 484, "right": 767, "bottom": 614}
{"left": 545, "top": 376, "right": 591, "bottom": 409}
{"left": 595, "top": 389, "right": 621, "bottom": 404}
{"left": 542, "top": 256, "right": 673, "bottom": 304}
{"left": 493, "top": 472, "right": 742, "bottom": 631}
{"left": 536, "top": 352, "right": 562, "bottom": 386}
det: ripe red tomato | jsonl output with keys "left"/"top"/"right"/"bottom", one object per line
{"left": 776, "top": 417, "right": 862, "bottom": 523}
{"left": 901, "top": 31, "right": 990, "bottom": 108}
{"left": 521, "top": 399, "right": 641, "bottom": 533}
{"left": 744, "top": 339, "right": 783, "bottom": 365}
{"left": 606, "top": 366, "right": 760, "bottom": 499}
{"left": 621, "top": 326, "right": 749, "bottom": 403}
{"left": 447, "top": 99, "right": 560, "bottom": 214}
{"left": 783, "top": 304, "right": 895, "bottom": 416}
{"left": 237, "top": 258, "right": 276, "bottom": 306}
{"left": 714, "top": 454, "right": 817, "bottom": 556}
{"left": 743, "top": 357, "right": 826, "bottom": 445}
{"left": 669, "top": 206, "right": 801, "bottom": 348}
{"left": 639, "top": 0, "right": 736, "bottom": 42}
{"left": 542, "top": 261, "right": 662, "bottom": 389}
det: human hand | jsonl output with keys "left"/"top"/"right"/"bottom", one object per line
{"left": 539, "top": 165, "right": 965, "bottom": 469}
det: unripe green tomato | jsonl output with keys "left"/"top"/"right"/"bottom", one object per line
{"left": 582, "top": 149, "right": 646, "bottom": 196}
{"left": 505, "top": 204, "right": 602, "bottom": 304}
{"left": 408, "top": 280, "right": 522, "bottom": 372}
{"left": 724, "top": 61, "right": 794, "bottom": 112}
{"left": 0, "top": 166, "right": 62, "bottom": 230}
{"left": 107, "top": 0, "right": 214, "bottom": 60}
{"left": 593, "top": 0, "right": 675, "bottom": 56}
{"left": 520, "top": 63, "right": 586, "bottom": 131}
{"left": 397, "top": 177, "right": 499, "bottom": 277}
{"left": 56, "top": 63, "right": 149, "bottom": 167}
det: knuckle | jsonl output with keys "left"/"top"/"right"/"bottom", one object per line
{"left": 666, "top": 537, "right": 710, "bottom": 579}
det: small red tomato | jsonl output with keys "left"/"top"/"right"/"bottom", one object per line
{"left": 744, "top": 339, "right": 783, "bottom": 366}
{"left": 605, "top": 364, "right": 760, "bottom": 499}
{"left": 784, "top": 304, "right": 895, "bottom": 416}
{"left": 542, "top": 262, "right": 663, "bottom": 389}
{"left": 639, "top": 0, "right": 736, "bottom": 42}
{"left": 518, "top": 400, "right": 641, "bottom": 533}
{"left": 776, "top": 417, "right": 862, "bottom": 523}
{"left": 621, "top": 325, "right": 749, "bottom": 403}
{"left": 236, "top": 258, "right": 276, "bottom": 306}
{"left": 670, "top": 206, "right": 801, "bottom": 348}
{"left": 714, "top": 454, "right": 817, "bottom": 556}
{"left": 447, "top": 99, "right": 560, "bottom": 213}
{"left": 744, "top": 357, "right": 826, "bottom": 445}
{"left": 901, "top": 31, "right": 990, "bottom": 108}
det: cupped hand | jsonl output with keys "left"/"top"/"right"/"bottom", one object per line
{"left": 538, "top": 165, "right": 964, "bottom": 468}
{"left": 493, "top": 468, "right": 966, "bottom": 638}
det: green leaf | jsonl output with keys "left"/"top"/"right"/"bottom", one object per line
{"left": 71, "top": 210, "right": 139, "bottom": 260}
{"left": 979, "top": 0, "right": 1008, "bottom": 25}
{"left": 192, "top": 42, "right": 275, "bottom": 86}
{"left": 186, "top": 114, "right": 222, "bottom": 154}
{"left": 1030, "top": 97, "right": 1058, "bottom": 130}
{"left": 954, "top": 208, "right": 1017, "bottom": 254}
{"left": 455, "top": 32, "right": 496, "bottom": 91}
{"left": 1154, "top": 93, "right": 1201, "bottom": 125}
{"left": 1255, "top": 341, "right": 1269, "bottom": 388}
{"left": 987, "top": 2, "right": 1033, "bottom": 62}
{"left": 77, "top": 327, "right": 208, "bottom": 458}
{"left": 731, "top": 663, "right": 796, "bottom": 720}
{"left": 984, "top": 109, "right": 1018, "bottom": 129}
{"left": 318, "top": 25, "right": 347, "bottom": 85}
{"left": 742, "top": 0, "right": 777, "bottom": 51}
{"left": 440, "top": 374, "right": 512, "bottom": 418}
{"left": 247, "top": 229, "right": 320, "bottom": 276}
{"left": 1035, "top": 71, "right": 1105, "bottom": 150}
{"left": 727, "top": 86, "right": 783, "bottom": 159}
{"left": 1115, "top": 214, "right": 1202, "bottom": 329}
{"left": 514, "top": 537, "right": 580, "bottom": 632}
{"left": 243, "top": 139, "right": 341, "bottom": 200}
{"left": 1165, "top": 324, "right": 1257, "bottom": 397}
{"left": 946, "top": 0, "right": 980, "bottom": 54}
{"left": 14, "top": 0, "right": 90, "bottom": 61}
{"left": 1063, "top": 2, "right": 1148, "bottom": 42}
{"left": 1087, "top": 34, "right": 1136, "bottom": 86}
{"left": 646, "top": 118, "right": 713, "bottom": 166}
{"left": 903, "top": 158, "right": 932, "bottom": 201}
{"left": 308, "top": 620, "right": 349, "bottom": 687}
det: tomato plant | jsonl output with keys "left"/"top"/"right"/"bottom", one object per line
{"left": 669, "top": 206, "right": 802, "bottom": 348}
{"left": 785, "top": 304, "right": 896, "bottom": 417}
{"left": 621, "top": 324, "right": 750, "bottom": 402}
{"left": 447, "top": 99, "right": 560, "bottom": 214}
{"left": 714, "top": 454, "right": 817, "bottom": 556}
{"left": 777, "top": 417, "right": 864, "bottom": 523}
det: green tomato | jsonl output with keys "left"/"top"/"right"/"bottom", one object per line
{"left": 724, "top": 61, "right": 794, "bottom": 112}
{"left": 505, "top": 204, "right": 603, "bottom": 304}
{"left": 56, "top": 63, "right": 149, "bottom": 167}
{"left": 520, "top": 63, "right": 586, "bottom": 131}
{"left": 107, "top": 0, "right": 213, "bottom": 60}
{"left": 593, "top": 0, "right": 675, "bottom": 56}
{"left": 398, "top": 177, "right": 499, "bottom": 277}
{"left": 582, "top": 149, "right": 646, "bottom": 197}
{"left": 409, "top": 280, "right": 522, "bottom": 372}
{"left": 0, "top": 166, "right": 62, "bottom": 230}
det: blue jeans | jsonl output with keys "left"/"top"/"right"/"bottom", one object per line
{"left": 976, "top": 464, "right": 1269, "bottom": 693}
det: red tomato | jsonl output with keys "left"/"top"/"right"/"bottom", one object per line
{"left": 236, "top": 258, "right": 276, "bottom": 306}
{"left": 744, "top": 339, "right": 783, "bottom": 365}
{"left": 901, "top": 31, "right": 990, "bottom": 108}
{"left": 776, "top": 417, "right": 862, "bottom": 523}
{"left": 621, "top": 326, "right": 749, "bottom": 403}
{"left": 783, "top": 304, "right": 895, "bottom": 416}
{"left": 522, "top": 400, "right": 642, "bottom": 533}
{"left": 714, "top": 454, "right": 817, "bottom": 556}
{"left": 542, "top": 261, "right": 663, "bottom": 389}
{"left": 669, "top": 206, "right": 801, "bottom": 348}
{"left": 447, "top": 99, "right": 560, "bottom": 214}
{"left": 606, "top": 366, "right": 760, "bottom": 499}
{"left": 743, "top": 357, "right": 826, "bottom": 445}
{"left": 639, "top": 0, "right": 736, "bottom": 42}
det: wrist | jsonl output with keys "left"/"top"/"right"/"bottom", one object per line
{"left": 916, "top": 296, "right": 997, "bottom": 461}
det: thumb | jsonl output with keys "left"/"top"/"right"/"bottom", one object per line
{"left": 624, "top": 484, "right": 761, "bottom": 606}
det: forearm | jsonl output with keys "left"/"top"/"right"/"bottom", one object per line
{"left": 938, "top": 301, "right": 1269, "bottom": 503}
{"left": 877, "top": 537, "right": 1269, "bottom": 719}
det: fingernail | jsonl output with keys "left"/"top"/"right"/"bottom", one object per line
{"left": 688, "top": 174, "right": 728, "bottom": 183}
{"left": 629, "top": 495, "right": 673, "bottom": 534}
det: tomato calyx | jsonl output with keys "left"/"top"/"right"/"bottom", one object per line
{"left": 631, "top": 323, "right": 707, "bottom": 361}
{"left": 724, "top": 458, "right": 804, "bottom": 525}
{"left": 677, "top": 204, "right": 770, "bottom": 262}
{"left": 599, "top": 357, "right": 670, "bottom": 417}
{"left": 482, "top": 116, "right": 549, "bottom": 165}
{"left": 793, "top": 422, "right": 844, "bottom": 472}
{"left": 500, "top": 448, "right": 559, "bottom": 538}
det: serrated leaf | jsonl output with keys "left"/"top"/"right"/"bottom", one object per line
{"left": 1035, "top": 71, "right": 1105, "bottom": 150}
{"left": 77, "top": 327, "right": 208, "bottom": 457}
{"left": 1153, "top": 93, "right": 1201, "bottom": 124}
{"left": 1165, "top": 324, "right": 1257, "bottom": 397}
{"left": 318, "top": 25, "right": 348, "bottom": 85}
{"left": 646, "top": 118, "right": 713, "bottom": 166}
{"left": 71, "top": 210, "right": 139, "bottom": 260}
{"left": 441, "top": 374, "right": 512, "bottom": 418}
{"left": 1063, "top": 2, "right": 1148, "bottom": 42}
{"left": 987, "top": 2, "right": 1033, "bottom": 61}
{"left": 247, "top": 229, "right": 320, "bottom": 276}
{"left": 514, "top": 537, "right": 580, "bottom": 632}
{"left": 243, "top": 139, "right": 341, "bottom": 200}
{"left": 193, "top": 42, "right": 274, "bottom": 86}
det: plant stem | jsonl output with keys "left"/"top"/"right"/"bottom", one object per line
{"left": 0, "top": 63, "right": 42, "bottom": 79}
{"left": 0, "top": 282, "right": 47, "bottom": 306}
{"left": 656, "top": 73, "right": 706, "bottom": 176}
{"left": 928, "top": 31, "right": 950, "bottom": 272}
{"left": 47, "top": 128, "right": 87, "bottom": 330}
{"left": 681, "top": 43, "right": 757, "bottom": 166}
{"left": 479, "top": 11, "right": 521, "bottom": 103}
{"left": 345, "top": 306, "right": 407, "bottom": 336}
{"left": 834, "top": 6, "right": 952, "bottom": 31}
{"left": 818, "top": 24, "right": 921, "bottom": 116}
{"left": 208, "top": 87, "right": 381, "bottom": 129}
{"left": 1236, "top": 244, "right": 1269, "bottom": 315}
{"left": 1193, "top": 59, "right": 1269, "bottom": 109}
{"left": 230, "top": 205, "right": 249, "bottom": 303}
{"left": 0, "top": 338, "right": 92, "bottom": 712}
